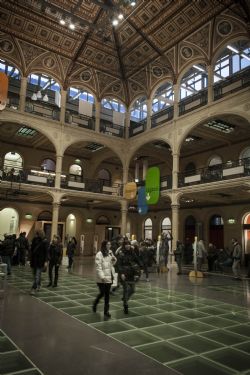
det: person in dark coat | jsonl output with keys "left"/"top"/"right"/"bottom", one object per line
{"left": 174, "top": 240, "right": 184, "bottom": 275}
{"left": 30, "top": 230, "right": 48, "bottom": 294}
{"left": 66, "top": 237, "right": 76, "bottom": 271}
{"left": 47, "top": 235, "right": 63, "bottom": 287}
{"left": 17, "top": 232, "right": 29, "bottom": 266}
{"left": 0, "top": 234, "right": 15, "bottom": 275}
{"left": 116, "top": 240, "right": 142, "bottom": 314}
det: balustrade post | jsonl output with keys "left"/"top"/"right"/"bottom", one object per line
{"left": 19, "top": 76, "right": 28, "bottom": 112}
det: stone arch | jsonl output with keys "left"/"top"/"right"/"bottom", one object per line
{"left": 176, "top": 58, "right": 208, "bottom": 87}
{"left": 212, "top": 36, "right": 250, "bottom": 68}
{"left": 149, "top": 78, "right": 174, "bottom": 101}
{"left": 0, "top": 55, "right": 23, "bottom": 77}
{"left": 66, "top": 83, "right": 98, "bottom": 103}
{"left": 25, "top": 69, "right": 63, "bottom": 90}
{"left": 101, "top": 95, "right": 127, "bottom": 110}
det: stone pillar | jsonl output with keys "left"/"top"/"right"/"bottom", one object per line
{"left": 207, "top": 65, "right": 214, "bottom": 103}
{"left": 19, "top": 76, "right": 28, "bottom": 112}
{"left": 120, "top": 200, "right": 128, "bottom": 236}
{"left": 125, "top": 110, "right": 130, "bottom": 139}
{"left": 123, "top": 164, "right": 129, "bottom": 185}
{"left": 142, "top": 158, "right": 148, "bottom": 180}
{"left": 172, "top": 152, "right": 180, "bottom": 189}
{"left": 95, "top": 100, "right": 101, "bottom": 132}
{"left": 173, "top": 83, "right": 179, "bottom": 119}
{"left": 146, "top": 99, "right": 152, "bottom": 130}
{"left": 55, "top": 154, "right": 63, "bottom": 189}
{"left": 171, "top": 203, "right": 180, "bottom": 249}
{"left": 51, "top": 202, "right": 60, "bottom": 240}
{"left": 60, "top": 89, "right": 67, "bottom": 123}
{"left": 135, "top": 161, "right": 139, "bottom": 182}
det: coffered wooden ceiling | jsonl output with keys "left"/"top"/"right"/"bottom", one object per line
{"left": 0, "top": 0, "right": 249, "bottom": 105}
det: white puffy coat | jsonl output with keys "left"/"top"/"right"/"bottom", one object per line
{"left": 95, "top": 250, "right": 116, "bottom": 283}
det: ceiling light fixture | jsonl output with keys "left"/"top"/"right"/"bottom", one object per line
{"left": 59, "top": 19, "right": 66, "bottom": 25}
{"left": 69, "top": 23, "right": 75, "bottom": 30}
{"left": 112, "top": 19, "right": 119, "bottom": 26}
{"left": 118, "top": 13, "right": 124, "bottom": 20}
{"left": 131, "top": 1, "right": 136, "bottom": 6}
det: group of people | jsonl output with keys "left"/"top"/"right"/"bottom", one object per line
{"left": 0, "top": 232, "right": 29, "bottom": 275}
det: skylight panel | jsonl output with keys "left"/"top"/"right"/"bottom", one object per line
{"left": 203, "top": 120, "right": 235, "bottom": 133}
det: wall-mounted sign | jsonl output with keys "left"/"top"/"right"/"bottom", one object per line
{"left": 145, "top": 167, "right": 160, "bottom": 205}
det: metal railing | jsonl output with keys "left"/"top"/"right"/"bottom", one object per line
{"left": 65, "top": 110, "right": 95, "bottom": 130}
{"left": 0, "top": 168, "right": 55, "bottom": 187}
{"left": 214, "top": 67, "right": 250, "bottom": 101}
{"left": 100, "top": 120, "right": 125, "bottom": 138}
{"left": 160, "top": 175, "right": 172, "bottom": 190}
{"left": 129, "top": 119, "right": 147, "bottom": 137}
{"left": 25, "top": 100, "right": 60, "bottom": 121}
{"left": 178, "top": 157, "right": 250, "bottom": 187}
{"left": 179, "top": 89, "right": 208, "bottom": 116}
{"left": 151, "top": 106, "right": 174, "bottom": 128}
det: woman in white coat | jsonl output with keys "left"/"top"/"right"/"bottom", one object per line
{"left": 93, "top": 240, "right": 116, "bottom": 318}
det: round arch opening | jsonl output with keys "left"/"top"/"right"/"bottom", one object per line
{"left": 144, "top": 217, "right": 152, "bottom": 240}
{"left": 0, "top": 207, "right": 19, "bottom": 237}
{"left": 66, "top": 213, "right": 76, "bottom": 239}
{"left": 209, "top": 215, "right": 224, "bottom": 249}
{"left": 3, "top": 151, "right": 23, "bottom": 174}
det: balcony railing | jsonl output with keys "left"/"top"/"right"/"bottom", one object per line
{"left": 178, "top": 157, "right": 250, "bottom": 187}
{"left": 129, "top": 119, "right": 147, "bottom": 137}
{"left": 214, "top": 67, "right": 250, "bottom": 101}
{"left": 0, "top": 168, "right": 55, "bottom": 187}
{"left": 100, "top": 120, "right": 125, "bottom": 138}
{"left": 179, "top": 89, "right": 208, "bottom": 116}
{"left": 160, "top": 175, "right": 172, "bottom": 190}
{"left": 25, "top": 100, "right": 60, "bottom": 121}
{"left": 151, "top": 106, "right": 174, "bottom": 128}
{"left": 65, "top": 110, "right": 95, "bottom": 130}
{"left": 61, "top": 175, "right": 123, "bottom": 195}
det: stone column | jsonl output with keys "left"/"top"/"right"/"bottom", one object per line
{"left": 171, "top": 203, "right": 180, "bottom": 249}
{"left": 207, "top": 65, "right": 214, "bottom": 103}
{"left": 125, "top": 110, "right": 130, "bottom": 139}
{"left": 55, "top": 154, "right": 63, "bottom": 189}
{"left": 51, "top": 202, "right": 60, "bottom": 240}
{"left": 123, "top": 164, "right": 129, "bottom": 185}
{"left": 19, "top": 76, "right": 28, "bottom": 112}
{"left": 173, "top": 83, "right": 179, "bottom": 119}
{"left": 172, "top": 152, "right": 180, "bottom": 189}
{"left": 60, "top": 89, "right": 67, "bottom": 123}
{"left": 135, "top": 161, "right": 139, "bottom": 182}
{"left": 146, "top": 99, "right": 152, "bottom": 130}
{"left": 142, "top": 158, "right": 148, "bottom": 180}
{"left": 120, "top": 200, "right": 128, "bottom": 236}
{"left": 95, "top": 100, "right": 101, "bottom": 132}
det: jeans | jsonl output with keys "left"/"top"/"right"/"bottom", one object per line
{"left": 32, "top": 268, "right": 42, "bottom": 289}
{"left": 176, "top": 256, "right": 182, "bottom": 273}
{"left": 93, "top": 283, "right": 111, "bottom": 313}
{"left": 49, "top": 263, "right": 59, "bottom": 286}
{"left": 122, "top": 280, "right": 135, "bottom": 307}
{"left": 68, "top": 256, "right": 73, "bottom": 269}
{"left": 2, "top": 256, "right": 11, "bottom": 275}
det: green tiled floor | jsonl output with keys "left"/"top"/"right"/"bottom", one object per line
{"left": 0, "top": 329, "right": 43, "bottom": 375}
{"left": 7, "top": 267, "right": 250, "bottom": 374}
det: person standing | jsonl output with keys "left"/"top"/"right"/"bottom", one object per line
{"left": 66, "top": 237, "right": 76, "bottom": 271}
{"left": 0, "top": 234, "right": 15, "bottom": 275}
{"left": 47, "top": 235, "right": 63, "bottom": 287}
{"left": 160, "top": 231, "right": 173, "bottom": 270}
{"left": 174, "top": 240, "right": 184, "bottom": 275}
{"left": 17, "top": 232, "right": 29, "bottom": 266}
{"left": 232, "top": 238, "right": 242, "bottom": 280}
{"left": 93, "top": 240, "right": 116, "bottom": 318}
{"left": 30, "top": 230, "right": 48, "bottom": 294}
{"left": 207, "top": 243, "right": 217, "bottom": 272}
{"left": 196, "top": 239, "right": 207, "bottom": 272}
{"left": 116, "top": 240, "right": 142, "bottom": 314}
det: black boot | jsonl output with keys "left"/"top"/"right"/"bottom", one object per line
{"left": 124, "top": 304, "right": 128, "bottom": 314}
{"left": 104, "top": 304, "right": 111, "bottom": 318}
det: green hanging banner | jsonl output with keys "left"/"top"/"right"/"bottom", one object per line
{"left": 145, "top": 167, "right": 160, "bottom": 205}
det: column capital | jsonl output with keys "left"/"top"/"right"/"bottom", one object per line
{"left": 171, "top": 203, "right": 180, "bottom": 210}
{"left": 52, "top": 201, "right": 61, "bottom": 208}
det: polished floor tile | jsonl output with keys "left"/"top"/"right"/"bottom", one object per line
{"left": 168, "top": 356, "right": 236, "bottom": 375}
{"left": 169, "top": 334, "right": 224, "bottom": 354}
{"left": 136, "top": 341, "right": 191, "bottom": 363}
{"left": 145, "top": 324, "right": 189, "bottom": 340}
{"left": 111, "top": 329, "right": 160, "bottom": 347}
{"left": 205, "top": 348, "right": 250, "bottom": 372}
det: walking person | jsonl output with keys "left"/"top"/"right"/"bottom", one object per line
{"left": 197, "top": 239, "right": 207, "bottom": 272}
{"left": 30, "top": 230, "right": 48, "bottom": 294}
{"left": 66, "top": 237, "right": 76, "bottom": 271}
{"left": 47, "top": 235, "right": 63, "bottom": 287}
{"left": 116, "top": 240, "right": 142, "bottom": 314}
{"left": 17, "top": 232, "right": 29, "bottom": 266}
{"left": 232, "top": 238, "right": 242, "bottom": 280}
{"left": 174, "top": 240, "right": 184, "bottom": 275}
{"left": 0, "top": 234, "right": 15, "bottom": 275}
{"left": 93, "top": 240, "right": 116, "bottom": 319}
{"left": 160, "top": 231, "right": 173, "bottom": 270}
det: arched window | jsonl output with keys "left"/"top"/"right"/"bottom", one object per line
{"left": 209, "top": 215, "right": 224, "bottom": 249}
{"left": 152, "top": 83, "right": 174, "bottom": 114}
{"left": 144, "top": 218, "right": 153, "bottom": 239}
{"left": 0, "top": 207, "right": 19, "bottom": 237}
{"left": 130, "top": 96, "right": 147, "bottom": 121}
{"left": 66, "top": 213, "right": 76, "bottom": 238}
{"left": 101, "top": 98, "right": 125, "bottom": 113}
{"left": 98, "top": 169, "right": 111, "bottom": 187}
{"left": 214, "top": 40, "right": 250, "bottom": 83}
{"left": 184, "top": 162, "right": 196, "bottom": 176}
{"left": 180, "top": 64, "right": 207, "bottom": 100}
{"left": 161, "top": 217, "right": 171, "bottom": 233}
{"left": 4, "top": 152, "right": 23, "bottom": 173}
{"left": 208, "top": 156, "right": 222, "bottom": 168}
{"left": 240, "top": 147, "right": 250, "bottom": 160}
{"left": 69, "top": 164, "right": 82, "bottom": 176}
{"left": 96, "top": 215, "right": 111, "bottom": 225}
{"left": 37, "top": 211, "right": 52, "bottom": 221}
{"left": 41, "top": 159, "right": 55, "bottom": 172}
